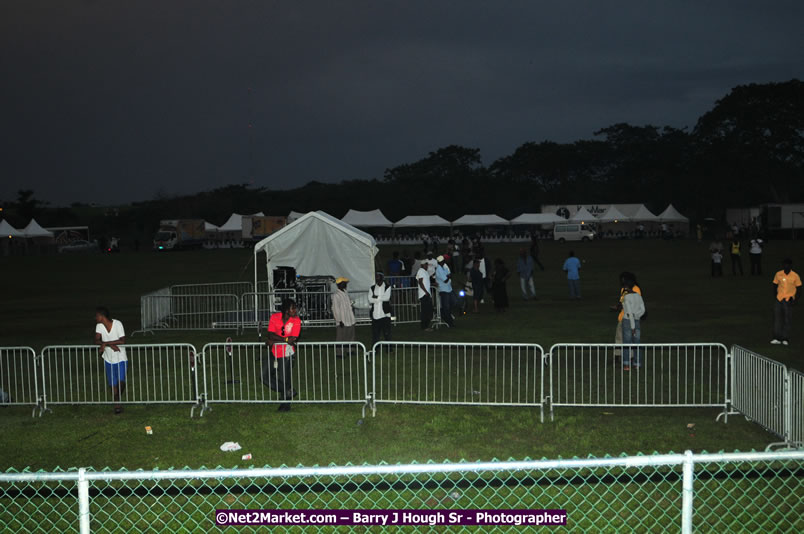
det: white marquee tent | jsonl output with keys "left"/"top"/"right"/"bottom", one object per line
{"left": 631, "top": 205, "right": 660, "bottom": 222}
{"left": 0, "top": 220, "right": 23, "bottom": 238}
{"left": 23, "top": 219, "right": 55, "bottom": 238}
{"left": 452, "top": 214, "right": 509, "bottom": 226}
{"left": 569, "top": 207, "right": 597, "bottom": 223}
{"left": 510, "top": 213, "right": 565, "bottom": 225}
{"left": 219, "top": 212, "right": 265, "bottom": 233}
{"left": 393, "top": 215, "right": 451, "bottom": 228}
{"left": 253, "top": 211, "right": 378, "bottom": 293}
{"left": 204, "top": 221, "right": 219, "bottom": 232}
{"left": 658, "top": 204, "right": 689, "bottom": 223}
{"left": 341, "top": 209, "right": 393, "bottom": 228}
{"left": 597, "top": 206, "right": 630, "bottom": 223}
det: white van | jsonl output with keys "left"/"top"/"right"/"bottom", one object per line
{"left": 553, "top": 223, "right": 596, "bottom": 242}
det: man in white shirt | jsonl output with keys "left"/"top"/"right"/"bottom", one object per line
{"left": 331, "top": 277, "right": 356, "bottom": 357}
{"left": 368, "top": 272, "right": 393, "bottom": 346}
{"left": 749, "top": 238, "right": 763, "bottom": 276}
{"left": 94, "top": 306, "right": 127, "bottom": 414}
{"left": 416, "top": 260, "right": 434, "bottom": 331}
{"left": 435, "top": 255, "right": 455, "bottom": 328}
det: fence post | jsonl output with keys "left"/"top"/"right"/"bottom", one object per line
{"left": 784, "top": 370, "right": 792, "bottom": 448}
{"left": 681, "top": 450, "right": 694, "bottom": 534}
{"left": 78, "top": 467, "right": 91, "bottom": 534}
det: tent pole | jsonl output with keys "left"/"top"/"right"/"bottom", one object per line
{"left": 254, "top": 246, "right": 259, "bottom": 340}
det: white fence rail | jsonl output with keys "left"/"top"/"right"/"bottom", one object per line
{"left": 170, "top": 281, "right": 254, "bottom": 298}
{"left": 0, "top": 346, "right": 42, "bottom": 416}
{"left": 138, "top": 294, "right": 240, "bottom": 331}
{"left": 1, "top": 451, "right": 803, "bottom": 534}
{"left": 39, "top": 344, "right": 201, "bottom": 413}
{"left": 371, "top": 342, "right": 546, "bottom": 420}
{"left": 548, "top": 344, "right": 729, "bottom": 420}
{"left": 728, "top": 345, "right": 788, "bottom": 446}
{"left": 197, "top": 342, "right": 369, "bottom": 417}
{"left": 790, "top": 370, "right": 804, "bottom": 448}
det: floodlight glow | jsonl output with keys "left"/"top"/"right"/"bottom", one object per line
{"left": 459, "top": 290, "right": 465, "bottom": 297}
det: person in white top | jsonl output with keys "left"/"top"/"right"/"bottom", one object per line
{"left": 416, "top": 260, "right": 434, "bottom": 331}
{"left": 368, "top": 272, "right": 393, "bottom": 346}
{"left": 331, "top": 277, "right": 356, "bottom": 357}
{"left": 94, "top": 306, "right": 127, "bottom": 414}
{"left": 749, "top": 238, "right": 763, "bottom": 276}
{"left": 621, "top": 277, "right": 645, "bottom": 370}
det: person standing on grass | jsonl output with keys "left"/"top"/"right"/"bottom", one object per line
{"left": 435, "top": 255, "right": 455, "bottom": 328}
{"left": 368, "top": 272, "right": 393, "bottom": 345}
{"left": 771, "top": 258, "right": 801, "bottom": 346}
{"left": 491, "top": 258, "right": 511, "bottom": 312}
{"left": 529, "top": 235, "right": 545, "bottom": 271}
{"left": 95, "top": 306, "right": 127, "bottom": 414}
{"left": 517, "top": 248, "right": 537, "bottom": 300}
{"left": 621, "top": 276, "right": 645, "bottom": 370}
{"left": 264, "top": 299, "right": 301, "bottom": 412}
{"left": 331, "top": 277, "right": 356, "bottom": 358}
{"left": 612, "top": 272, "right": 642, "bottom": 358}
{"left": 730, "top": 238, "right": 743, "bottom": 275}
{"left": 470, "top": 258, "right": 485, "bottom": 313}
{"left": 563, "top": 250, "right": 582, "bottom": 299}
{"left": 749, "top": 238, "right": 764, "bottom": 276}
{"left": 711, "top": 249, "right": 723, "bottom": 277}
{"left": 416, "top": 260, "right": 434, "bottom": 331}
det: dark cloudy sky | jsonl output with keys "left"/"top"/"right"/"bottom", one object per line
{"left": 1, "top": 1, "right": 802, "bottom": 206}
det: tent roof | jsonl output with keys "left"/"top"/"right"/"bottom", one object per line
{"left": 658, "top": 204, "right": 689, "bottom": 222}
{"left": 570, "top": 207, "right": 597, "bottom": 222}
{"left": 452, "top": 214, "right": 509, "bottom": 226}
{"left": 597, "top": 205, "right": 630, "bottom": 223}
{"left": 23, "top": 218, "right": 54, "bottom": 237}
{"left": 341, "top": 209, "right": 393, "bottom": 228}
{"left": 0, "top": 219, "right": 23, "bottom": 237}
{"left": 393, "top": 215, "right": 451, "bottom": 228}
{"left": 254, "top": 211, "right": 377, "bottom": 291}
{"left": 510, "top": 213, "right": 565, "bottom": 225}
{"left": 631, "top": 205, "right": 660, "bottom": 221}
{"left": 204, "top": 221, "right": 219, "bottom": 232}
{"left": 218, "top": 212, "right": 264, "bottom": 232}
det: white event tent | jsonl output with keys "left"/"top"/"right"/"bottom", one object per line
{"left": 253, "top": 211, "right": 378, "bottom": 295}
{"left": 393, "top": 215, "right": 451, "bottom": 228}
{"left": 341, "top": 209, "right": 393, "bottom": 228}
{"left": 204, "top": 221, "right": 219, "bottom": 232}
{"left": 569, "top": 207, "right": 597, "bottom": 223}
{"left": 0, "top": 220, "right": 23, "bottom": 238}
{"left": 510, "top": 213, "right": 565, "bottom": 225}
{"left": 218, "top": 212, "right": 265, "bottom": 233}
{"left": 597, "top": 206, "right": 630, "bottom": 223}
{"left": 658, "top": 204, "right": 689, "bottom": 222}
{"left": 22, "top": 219, "right": 54, "bottom": 238}
{"left": 631, "top": 205, "right": 660, "bottom": 222}
{"left": 452, "top": 214, "right": 509, "bottom": 226}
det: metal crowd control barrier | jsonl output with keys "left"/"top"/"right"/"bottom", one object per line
{"left": 548, "top": 344, "right": 729, "bottom": 420}
{"left": 370, "top": 342, "right": 546, "bottom": 420}
{"left": 170, "top": 281, "right": 254, "bottom": 298}
{"left": 0, "top": 346, "right": 43, "bottom": 417}
{"left": 790, "top": 369, "right": 804, "bottom": 448}
{"left": 197, "top": 342, "right": 369, "bottom": 417}
{"left": 137, "top": 294, "right": 240, "bottom": 332}
{"left": 726, "top": 345, "right": 788, "bottom": 448}
{"left": 137, "top": 286, "right": 170, "bottom": 333}
{"left": 39, "top": 344, "right": 202, "bottom": 415}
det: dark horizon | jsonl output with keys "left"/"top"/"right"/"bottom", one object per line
{"left": 2, "top": 1, "right": 803, "bottom": 206}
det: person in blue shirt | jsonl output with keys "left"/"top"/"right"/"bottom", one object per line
{"left": 562, "top": 250, "right": 582, "bottom": 299}
{"left": 435, "top": 255, "right": 455, "bottom": 327}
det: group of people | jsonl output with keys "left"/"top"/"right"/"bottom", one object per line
{"left": 709, "top": 237, "right": 765, "bottom": 276}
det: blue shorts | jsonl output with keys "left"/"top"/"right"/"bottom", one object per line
{"left": 104, "top": 361, "right": 127, "bottom": 387}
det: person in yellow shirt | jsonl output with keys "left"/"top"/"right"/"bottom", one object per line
{"left": 771, "top": 258, "right": 801, "bottom": 346}
{"left": 612, "top": 272, "right": 642, "bottom": 356}
{"left": 730, "top": 239, "right": 743, "bottom": 276}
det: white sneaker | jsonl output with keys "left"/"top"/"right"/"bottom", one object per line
{"left": 782, "top": 340, "right": 789, "bottom": 346}
{"left": 770, "top": 339, "right": 782, "bottom": 345}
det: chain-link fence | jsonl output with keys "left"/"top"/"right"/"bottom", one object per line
{"left": 1, "top": 451, "right": 802, "bottom": 533}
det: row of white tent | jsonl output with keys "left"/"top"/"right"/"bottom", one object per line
{"left": 203, "top": 212, "right": 266, "bottom": 233}
{"left": 0, "top": 219, "right": 55, "bottom": 238}
{"left": 294, "top": 204, "right": 689, "bottom": 229}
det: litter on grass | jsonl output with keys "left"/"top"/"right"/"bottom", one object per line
{"left": 220, "top": 442, "right": 242, "bottom": 452}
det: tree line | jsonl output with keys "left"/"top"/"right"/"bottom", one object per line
{"left": 2, "top": 79, "right": 802, "bottom": 242}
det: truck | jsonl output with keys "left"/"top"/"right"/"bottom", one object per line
{"left": 243, "top": 215, "right": 287, "bottom": 241}
{"left": 153, "top": 219, "right": 206, "bottom": 250}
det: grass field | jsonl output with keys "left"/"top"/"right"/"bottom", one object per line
{"left": 1, "top": 238, "right": 803, "bottom": 471}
